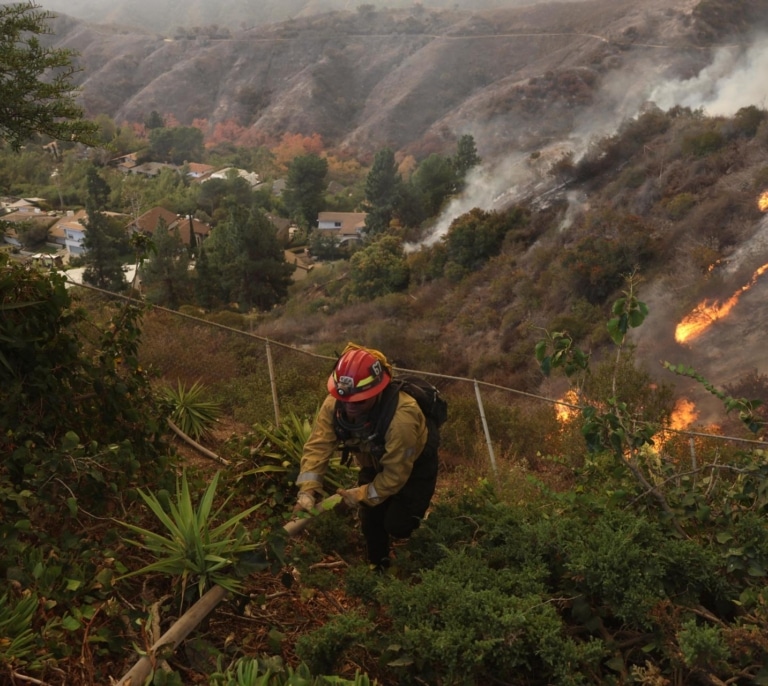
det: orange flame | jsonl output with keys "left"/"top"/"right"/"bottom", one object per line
{"left": 759, "top": 190, "right": 768, "bottom": 212}
{"left": 675, "top": 263, "right": 768, "bottom": 344}
{"left": 669, "top": 397, "right": 698, "bottom": 430}
{"left": 555, "top": 389, "right": 580, "bottom": 423}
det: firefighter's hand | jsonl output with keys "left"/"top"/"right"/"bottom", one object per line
{"left": 336, "top": 485, "right": 367, "bottom": 509}
{"left": 293, "top": 490, "right": 318, "bottom": 514}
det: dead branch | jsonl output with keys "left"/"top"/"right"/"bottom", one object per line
{"left": 112, "top": 494, "right": 341, "bottom": 686}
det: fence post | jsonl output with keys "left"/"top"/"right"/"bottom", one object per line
{"left": 265, "top": 340, "right": 280, "bottom": 427}
{"left": 474, "top": 379, "right": 498, "bottom": 478}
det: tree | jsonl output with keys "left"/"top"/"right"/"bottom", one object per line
{"left": 82, "top": 201, "right": 130, "bottom": 291}
{"left": 412, "top": 153, "right": 456, "bottom": 217}
{"left": 284, "top": 154, "right": 328, "bottom": 228}
{"left": 145, "top": 110, "right": 165, "bottom": 130}
{"left": 140, "top": 219, "right": 192, "bottom": 309}
{"left": 443, "top": 207, "right": 526, "bottom": 278}
{"left": 364, "top": 148, "right": 401, "bottom": 236}
{"left": 346, "top": 235, "right": 409, "bottom": 300}
{"left": 0, "top": 2, "right": 98, "bottom": 150}
{"left": 453, "top": 134, "right": 481, "bottom": 189}
{"left": 149, "top": 126, "right": 205, "bottom": 165}
{"left": 86, "top": 165, "right": 111, "bottom": 210}
{"left": 197, "top": 206, "right": 294, "bottom": 311}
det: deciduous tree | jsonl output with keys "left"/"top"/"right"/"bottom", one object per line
{"left": 346, "top": 235, "right": 409, "bottom": 300}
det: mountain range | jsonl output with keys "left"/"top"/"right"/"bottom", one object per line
{"left": 41, "top": 0, "right": 768, "bottom": 162}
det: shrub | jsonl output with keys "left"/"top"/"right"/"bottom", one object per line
{"left": 294, "top": 611, "right": 374, "bottom": 675}
{"left": 681, "top": 129, "right": 725, "bottom": 157}
{"left": 663, "top": 192, "right": 697, "bottom": 220}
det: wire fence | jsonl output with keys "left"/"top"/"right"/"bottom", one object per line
{"left": 69, "top": 278, "right": 767, "bottom": 477}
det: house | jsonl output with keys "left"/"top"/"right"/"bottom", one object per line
{"left": 51, "top": 210, "right": 88, "bottom": 256}
{"left": 1, "top": 207, "right": 58, "bottom": 248}
{"left": 316, "top": 211, "right": 367, "bottom": 245}
{"left": 48, "top": 209, "right": 128, "bottom": 256}
{"left": 109, "top": 153, "right": 138, "bottom": 172}
{"left": 201, "top": 167, "right": 260, "bottom": 187}
{"left": 186, "top": 162, "right": 217, "bottom": 180}
{"left": 127, "top": 206, "right": 212, "bottom": 246}
{"left": 5, "top": 198, "right": 44, "bottom": 214}
{"left": 127, "top": 162, "right": 179, "bottom": 178}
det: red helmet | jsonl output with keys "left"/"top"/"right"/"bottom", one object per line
{"left": 327, "top": 348, "right": 391, "bottom": 401}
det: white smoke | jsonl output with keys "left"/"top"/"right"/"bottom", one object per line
{"left": 649, "top": 35, "right": 768, "bottom": 114}
{"left": 410, "top": 34, "right": 768, "bottom": 252}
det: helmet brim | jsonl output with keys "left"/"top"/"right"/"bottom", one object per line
{"left": 327, "top": 369, "right": 391, "bottom": 401}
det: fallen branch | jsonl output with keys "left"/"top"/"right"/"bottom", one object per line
{"left": 167, "top": 419, "right": 229, "bottom": 466}
{"left": 112, "top": 494, "right": 341, "bottom": 686}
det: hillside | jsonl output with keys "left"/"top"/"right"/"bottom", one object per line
{"left": 42, "top": 0, "right": 768, "bottom": 159}
{"left": 38, "top": 0, "right": 592, "bottom": 34}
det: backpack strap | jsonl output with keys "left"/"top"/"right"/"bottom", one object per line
{"left": 367, "top": 380, "right": 403, "bottom": 450}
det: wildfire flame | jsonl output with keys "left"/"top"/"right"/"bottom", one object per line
{"left": 555, "top": 389, "right": 580, "bottom": 423}
{"left": 669, "top": 397, "right": 698, "bottom": 431}
{"left": 675, "top": 262, "right": 768, "bottom": 344}
{"left": 759, "top": 190, "right": 768, "bottom": 212}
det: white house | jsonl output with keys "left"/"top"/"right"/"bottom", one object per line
{"left": 316, "top": 211, "right": 367, "bottom": 245}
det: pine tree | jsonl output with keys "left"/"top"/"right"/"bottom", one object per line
{"left": 284, "top": 154, "right": 329, "bottom": 229}
{"left": 82, "top": 201, "right": 130, "bottom": 292}
{"left": 0, "top": 2, "right": 98, "bottom": 149}
{"left": 198, "top": 206, "right": 294, "bottom": 311}
{"left": 139, "top": 219, "right": 191, "bottom": 309}
{"left": 453, "top": 134, "right": 482, "bottom": 189}
{"left": 364, "top": 148, "right": 401, "bottom": 236}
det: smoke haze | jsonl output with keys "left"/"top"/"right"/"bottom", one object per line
{"left": 417, "top": 33, "right": 768, "bottom": 249}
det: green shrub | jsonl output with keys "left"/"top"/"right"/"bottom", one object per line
{"left": 663, "top": 192, "right": 697, "bottom": 220}
{"left": 681, "top": 129, "right": 725, "bottom": 157}
{"left": 294, "top": 611, "right": 374, "bottom": 675}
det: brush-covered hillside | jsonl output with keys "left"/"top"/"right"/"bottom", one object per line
{"left": 40, "top": 0, "right": 768, "bottom": 157}
{"left": 255, "top": 103, "right": 768, "bottom": 426}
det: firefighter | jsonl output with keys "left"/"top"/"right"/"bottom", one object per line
{"left": 293, "top": 343, "right": 439, "bottom": 571}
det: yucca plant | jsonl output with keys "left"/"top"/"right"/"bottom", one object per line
{"left": 243, "top": 412, "right": 353, "bottom": 492}
{"left": 0, "top": 592, "right": 39, "bottom": 671}
{"left": 161, "top": 379, "right": 221, "bottom": 440}
{"left": 209, "top": 654, "right": 379, "bottom": 685}
{"left": 115, "top": 470, "right": 263, "bottom": 600}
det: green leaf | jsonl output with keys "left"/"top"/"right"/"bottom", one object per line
{"left": 65, "top": 579, "right": 82, "bottom": 591}
{"left": 61, "top": 615, "right": 82, "bottom": 631}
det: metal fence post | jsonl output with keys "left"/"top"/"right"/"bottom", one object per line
{"left": 474, "top": 379, "right": 498, "bottom": 478}
{"left": 265, "top": 340, "right": 280, "bottom": 427}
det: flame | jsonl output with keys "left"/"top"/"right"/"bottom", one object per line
{"left": 675, "top": 262, "right": 768, "bottom": 344}
{"left": 669, "top": 397, "right": 698, "bottom": 430}
{"left": 555, "top": 389, "right": 580, "bottom": 423}
{"left": 759, "top": 190, "right": 768, "bottom": 212}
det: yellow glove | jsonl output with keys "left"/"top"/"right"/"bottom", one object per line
{"left": 336, "top": 485, "right": 368, "bottom": 509}
{"left": 294, "top": 490, "right": 318, "bottom": 513}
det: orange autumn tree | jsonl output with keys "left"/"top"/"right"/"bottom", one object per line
{"left": 207, "top": 119, "right": 247, "bottom": 148}
{"left": 271, "top": 132, "right": 325, "bottom": 171}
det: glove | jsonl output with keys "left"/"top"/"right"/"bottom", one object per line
{"left": 293, "top": 490, "right": 318, "bottom": 514}
{"left": 336, "top": 485, "right": 368, "bottom": 509}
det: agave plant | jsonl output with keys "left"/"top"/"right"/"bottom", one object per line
{"left": 161, "top": 379, "right": 221, "bottom": 440}
{"left": 115, "top": 470, "right": 262, "bottom": 599}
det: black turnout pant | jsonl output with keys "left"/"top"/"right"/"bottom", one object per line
{"left": 357, "top": 439, "right": 439, "bottom": 567}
